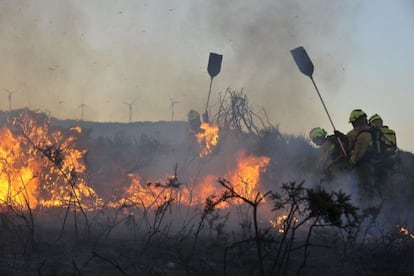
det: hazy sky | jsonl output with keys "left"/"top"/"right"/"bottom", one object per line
{"left": 0, "top": 0, "right": 413, "bottom": 152}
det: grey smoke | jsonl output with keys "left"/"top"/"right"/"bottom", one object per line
{"left": 0, "top": 0, "right": 358, "bottom": 136}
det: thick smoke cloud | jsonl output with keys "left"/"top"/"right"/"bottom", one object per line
{"left": 0, "top": 0, "right": 357, "bottom": 136}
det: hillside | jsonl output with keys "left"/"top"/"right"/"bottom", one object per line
{"left": 0, "top": 108, "right": 413, "bottom": 275}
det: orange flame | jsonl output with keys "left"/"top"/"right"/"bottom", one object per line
{"left": 110, "top": 173, "right": 211, "bottom": 209}
{"left": 397, "top": 225, "right": 414, "bottom": 239}
{"left": 270, "top": 215, "right": 288, "bottom": 233}
{"left": 0, "top": 127, "right": 39, "bottom": 208}
{"left": 0, "top": 110, "right": 271, "bottom": 213}
{"left": 113, "top": 150, "right": 270, "bottom": 209}
{"left": 195, "top": 122, "right": 219, "bottom": 157}
{"left": 227, "top": 150, "right": 270, "bottom": 200}
{"left": 0, "top": 110, "right": 102, "bottom": 211}
{"left": 193, "top": 150, "right": 270, "bottom": 207}
{"left": 270, "top": 215, "right": 299, "bottom": 233}
{"left": 109, "top": 174, "right": 183, "bottom": 208}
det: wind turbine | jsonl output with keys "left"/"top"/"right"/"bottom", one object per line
{"left": 3, "top": 89, "right": 17, "bottom": 112}
{"left": 170, "top": 97, "right": 180, "bottom": 122}
{"left": 123, "top": 99, "right": 137, "bottom": 123}
{"left": 78, "top": 98, "right": 87, "bottom": 121}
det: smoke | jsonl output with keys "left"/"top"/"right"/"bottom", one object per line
{"left": 0, "top": 0, "right": 358, "bottom": 133}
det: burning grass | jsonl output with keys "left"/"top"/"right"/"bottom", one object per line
{"left": 0, "top": 108, "right": 413, "bottom": 275}
{"left": 0, "top": 111, "right": 102, "bottom": 211}
{"left": 0, "top": 109, "right": 273, "bottom": 213}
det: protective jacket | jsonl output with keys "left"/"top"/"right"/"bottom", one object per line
{"left": 347, "top": 126, "right": 373, "bottom": 166}
{"left": 317, "top": 133, "right": 349, "bottom": 177}
{"left": 380, "top": 126, "right": 397, "bottom": 154}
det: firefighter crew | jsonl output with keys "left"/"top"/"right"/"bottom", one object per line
{"left": 346, "top": 109, "right": 378, "bottom": 206}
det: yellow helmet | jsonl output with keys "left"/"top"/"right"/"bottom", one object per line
{"left": 309, "top": 127, "right": 327, "bottom": 140}
{"left": 369, "top": 113, "right": 382, "bottom": 124}
{"left": 348, "top": 109, "right": 367, "bottom": 123}
{"left": 187, "top": 109, "right": 200, "bottom": 121}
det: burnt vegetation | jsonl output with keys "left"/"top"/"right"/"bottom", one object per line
{"left": 0, "top": 93, "right": 413, "bottom": 275}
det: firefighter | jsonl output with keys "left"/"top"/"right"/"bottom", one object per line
{"left": 368, "top": 113, "right": 397, "bottom": 159}
{"left": 368, "top": 113, "right": 398, "bottom": 198}
{"left": 309, "top": 127, "right": 329, "bottom": 171}
{"left": 309, "top": 127, "right": 349, "bottom": 181}
{"left": 187, "top": 109, "right": 202, "bottom": 134}
{"left": 346, "top": 109, "right": 379, "bottom": 206}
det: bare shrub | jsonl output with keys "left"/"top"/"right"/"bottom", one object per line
{"left": 199, "top": 179, "right": 359, "bottom": 276}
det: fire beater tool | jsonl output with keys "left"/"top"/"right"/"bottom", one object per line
{"left": 290, "top": 46, "right": 347, "bottom": 157}
{"left": 203, "top": 52, "right": 223, "bottom": 123}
